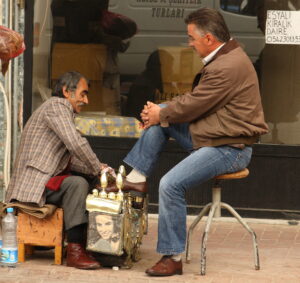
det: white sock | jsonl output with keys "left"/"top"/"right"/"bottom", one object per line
{"left": 171, "top": 254, "right": 182, "bottom": 262}
{"left": 126, "top": 169, "right": 146, "bottom": 183}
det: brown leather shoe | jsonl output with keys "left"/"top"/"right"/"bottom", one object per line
{"left": 66, "top": 243, "right": 101, "bottom": 269}
{"left": 145, "top": 256, "right": 183, "bottom": 276}
{"left": 106, "top": 179, "right": 147, "bottom": 196}
{"left": 123, "top": 179, "right": 147, "bottom": 195}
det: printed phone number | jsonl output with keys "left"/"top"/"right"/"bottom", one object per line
{"left": 266, "top": 35, "right": 300, "bottom": 44}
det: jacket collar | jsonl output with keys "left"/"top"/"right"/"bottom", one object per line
{"left": 51, "top": 96, "right": 75, "bottom": 117}
{"left": 205, "top": 39, "right": 240, "bottom": 66}
{"left": 192, "top": 39, "right": 240, "bottom": 89}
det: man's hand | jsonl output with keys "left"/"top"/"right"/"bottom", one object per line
{"left": 140, "top": 101, "right": 161, "bottom": 129}
{"left": 100, "top": 164, "right": 116, "bottom": 178}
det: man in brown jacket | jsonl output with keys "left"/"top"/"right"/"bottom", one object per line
{"left": 122, "top": 8, "right": 268, "bottom": 276}
{"left": 5, "top": 71, "right": 113, "bottom": 269}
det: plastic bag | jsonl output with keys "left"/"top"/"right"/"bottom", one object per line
{"left": 0, "top": 25, "right": 26, "bottom": 75}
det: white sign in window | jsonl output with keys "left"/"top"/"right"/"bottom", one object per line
{"left": 266, "top": 10, "right": 300, "bottom": 45}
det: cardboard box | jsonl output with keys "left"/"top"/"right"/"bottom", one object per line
{"left": 154, "top": 83, "right": 192, "bottom": 104}
{"left": 155, "top": 46, "right": 203, "bottom": 103}
{"left": 51, "top": 43, "right": 107, "bottom": 80}
{"left": 82, "top": 84, "right": 120, "bottom": 113}
{"left": 51, "top": 43, "right": 120, "bottom": 114}
{"left": 158, "top": 46, "right": 203, "bottom": 84}
{"left": 83, "top": 81, "right": 104, "bottom": 112}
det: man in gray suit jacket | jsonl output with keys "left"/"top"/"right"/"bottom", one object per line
{"left": 5, "top": 71, "right": 111, "bottom": 269}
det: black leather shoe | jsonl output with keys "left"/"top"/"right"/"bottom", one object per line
{"left": 145, "top": 256, "right": 183, "bottom": 276}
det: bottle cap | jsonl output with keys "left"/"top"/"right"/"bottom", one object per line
{"left": 7, "top": 207, "right": 13, "bottom": 213}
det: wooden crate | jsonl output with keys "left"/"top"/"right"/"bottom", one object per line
{"left": 17, "top": 208, "right": 64, "bottom": 265}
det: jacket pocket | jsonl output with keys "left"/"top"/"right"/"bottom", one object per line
{"left": 26, "top": 159, "right": 51, "bottom": 174}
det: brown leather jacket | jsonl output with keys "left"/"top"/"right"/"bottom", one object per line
{"left": 160, "top": 39, "right": 268, "bottom": 148}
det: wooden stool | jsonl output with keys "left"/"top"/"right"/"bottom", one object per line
{"left": 186, "top": 168, "right": 260, "bottom": 275}
{"left": 17, "top": 208, "right": 64, "bottom": 265}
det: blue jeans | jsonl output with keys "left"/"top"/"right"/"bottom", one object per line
{"left": 124, "top": 123, "right": 252, "bottom": 255}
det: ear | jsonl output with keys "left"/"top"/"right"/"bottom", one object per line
{"left": 205, "top": 33, "right": 216, "bottom": 46}
{"left": 62, "top": 86, "right": 70, "bottom": 98}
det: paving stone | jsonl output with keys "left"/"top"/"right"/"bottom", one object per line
{"left": 1, "top": 217, "right": 300, "bottom": 282}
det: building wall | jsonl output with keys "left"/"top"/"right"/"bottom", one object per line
{"left": 0, "top": 0, "right": 25, "bottom": 201}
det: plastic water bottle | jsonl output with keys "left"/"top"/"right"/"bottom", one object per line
{"left": 1, "top": 208, "right": 18, "bottom": 267}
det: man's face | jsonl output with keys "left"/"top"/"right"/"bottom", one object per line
{"left": 96, "top": 215, "right": 113, "bottom": 240}
{"left": 64, "top": 78, "right": 89, "bottom": 113}
{"left": 187, "top": 23, "right": 210, "bottom": 58}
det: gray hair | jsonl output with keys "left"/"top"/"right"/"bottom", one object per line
{"left": 52, "top": 71, "right": 89, "bottom": 98}
{"left": 185, "top": 7, "right": 231, "bottom": 43}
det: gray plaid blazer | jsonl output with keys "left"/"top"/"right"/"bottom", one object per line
{"left": 5, "top": 97, "right": 102, "bottom": 206}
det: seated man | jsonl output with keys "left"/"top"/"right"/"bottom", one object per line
{"left": 5, "top": 71, "right": 114, "bottom": 269}
{"left": 121, "top": 8, "right": 269, "bottom": 276}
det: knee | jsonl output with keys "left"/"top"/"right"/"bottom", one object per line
{"left": 145, "top": 124, "right": 163, "bottom": 136}
{"left": 159, "top": 174, "right": 185, "bottom": 199}
{"left": 66, "top": 176, "right": 89, "bottom": 198}
{"left": 159, "top": 174, "right": 175, "bottom": 198}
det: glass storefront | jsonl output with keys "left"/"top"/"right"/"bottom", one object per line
{"left": 30, "top": 0, "right": 300, "bottom": 144}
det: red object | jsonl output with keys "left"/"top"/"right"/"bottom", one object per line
{"left": 66, "top": 243, "right": 101, "bottom": 269}
{"left": 146, "top": 256, "right": 183, "bottom": 276}
{"left": 0, "top": 25, "right": 26, "bottom": 75}
{"left": 45, "top": 161, "right": 71, "bottom": 191}
{"left": 45, "top": 175, "right": 71, "bottom": 191}
{"left": 100, "top": 10, "right": 137, "bottom": 40}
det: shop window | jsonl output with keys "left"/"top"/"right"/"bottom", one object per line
{"left": 32, "top": 0, "right": 203, "bottom": 140}
{"left": 30, "top": 0, "right": 300, "bottom": 145}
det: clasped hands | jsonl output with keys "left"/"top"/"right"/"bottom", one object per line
{"left": 140, "top": 101, "right": 161, "bottom": 129}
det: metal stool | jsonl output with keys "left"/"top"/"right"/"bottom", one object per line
{"left": 17, "top": 208, "right": 64, "bottom": 265}
{"left": 186, "top": 168, "right": 260, "bottom": 275}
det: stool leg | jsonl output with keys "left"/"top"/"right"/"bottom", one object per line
{"left": 221, "top": 202, "right": 260, "bottom": 271}
{"left": 18, "top": 243, "right": 25, "bottom": 263}
{"left": 200, "top": 202, "right": 218, "bottom": 275}
{"left": 54, "top": 245, "right": 63, "bottom": 265}
{"left": 212, "top": 187, "right": 221, "bottom": 217}
{"left": 186, "top": 203, "right": 212, "bottom": 263}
